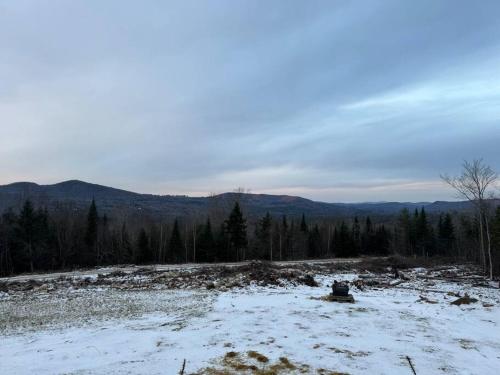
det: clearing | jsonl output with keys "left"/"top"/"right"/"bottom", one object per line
{"left": 1, "top": 258, "right": 499, "bottom": 374}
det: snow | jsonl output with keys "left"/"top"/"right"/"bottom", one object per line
{"left": 1, "top": 270, "right": 500, "bottom": 374}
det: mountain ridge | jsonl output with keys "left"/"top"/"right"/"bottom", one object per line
{"left": 0, "top": 180, "right": 473, "bottom": 218}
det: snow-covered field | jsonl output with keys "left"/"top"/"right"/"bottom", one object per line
{"left": 1, "top": 263, "right": 499, "bottom": 374}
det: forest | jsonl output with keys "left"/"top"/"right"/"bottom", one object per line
{"left": 1, "top": 197, "right": 499, "bottom": 277}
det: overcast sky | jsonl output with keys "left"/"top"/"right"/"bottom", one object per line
{"left": 1, "top": 1, "right": 499, "bottom": 202}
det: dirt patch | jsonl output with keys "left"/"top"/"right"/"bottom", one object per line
{"left": 451, "top": 294, "right": 478, "bottom": 306}
{"left": 248, "top": 350, "right": 269, "bottom": 363}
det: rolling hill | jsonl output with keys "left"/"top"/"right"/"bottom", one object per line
{"left": 0, "top": 180, "right": 473, "bottom": 219}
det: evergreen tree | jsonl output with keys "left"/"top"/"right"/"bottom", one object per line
{"left": 279, "top": 215, "right": 289, "bottom": 260}
{"left": 169, "top": 219, "right": 184, "bottom": 263}
{"left": 352, "top": 217, "right": 361, "bottom": 253}
{"left": 225, "top": 202, "right": 247, "bottom": 261}
{"left": 490, "top": 207, "right": 500, "bottom": 275}
{"left": 17, "top": 200, "right": 36, "bottom": 272}
{"left": 438, "top": 213, "right": 455, "bottom": 255}
{"left": 255, "top": 212, "right": 272, "bottom": 259}
{"left": 373, "top": 225, "right": 391, "bottom": 255}
{"left": 336, "top": 221, "right": 355, "bottom": 257}
{"left": 0, "top": 209, "right": 18, "bottom": 275}
{"left": 362, "top": 216, "right": 374, "bottom": 254}
{"left": 137, "top": 228, "right": 152, "bottom": 263}
{"left": 307, "top": 224, "right": 321, "bottom": 258}
{"left": 415, "top": 207, "right": 427, "bottom": 256}
{"left": 300, "top": 213, "right": 308, "bottom": 232}
{"left": 396, "top": 209, "right": 411, "bottom": 255}
{"left": 120, "top": 222, "right": 134, "bottom": 263}
{"left": 34, "top": 207, "right": 51, "bottom": 269}
{"left": 214, "top": 222, "right": 228, "bottom": 262}
{"left": 198, "top": 218, "right": 215, "bottom": 262}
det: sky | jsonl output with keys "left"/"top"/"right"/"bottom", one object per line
{"left": 1, "top": 0, "right": 500, "bottom": 202}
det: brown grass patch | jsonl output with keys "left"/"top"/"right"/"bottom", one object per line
{"left": 195, "top": 351, "right": 347, "bottom": 374}
{"left": 247, "top": 350, "right": 269, "bottom": 363}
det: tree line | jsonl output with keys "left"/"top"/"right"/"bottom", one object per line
{"left": 1, "top": 159, "right": 499, "bottom": 277}
{"left": 2, "top": 197, "right": 499, "bottom": 277}
{"left": 0, "top": 198, "right": 387, "bottom": 275}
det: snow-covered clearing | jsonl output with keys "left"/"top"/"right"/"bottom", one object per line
{"left": 1, "top": 262, "right": 499, "bottom": 374}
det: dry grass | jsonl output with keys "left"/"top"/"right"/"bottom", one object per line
{"left": 195, "top": 351, "right": 347, "bottom": 374}
{"left": 247, "top": 351, "right": 269, "bottom": 363}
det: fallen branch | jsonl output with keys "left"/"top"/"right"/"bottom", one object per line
{"left": 179, "top": 359, "right": 186, "bottom": 375}
{"left": 406, "top": 355, "right": 417, "bottom": 375}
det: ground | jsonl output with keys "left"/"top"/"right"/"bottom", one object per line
{"left": 1, "top": 259, "right": 499, "bottom": 374}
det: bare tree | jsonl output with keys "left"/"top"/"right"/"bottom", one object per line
{"left": 442, "top": 159, "right": 497, "bottom": 279}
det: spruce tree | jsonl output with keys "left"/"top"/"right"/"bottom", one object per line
{"left": 491, "top": 206, "right": 500, "bottom": 275}
{"left": 137, "top": 228, "right": 151, "bottom": 263}
{"left": 214, "top": 222, "right": 228, "bottom": 262}
{"left": 307, "top": 224, "right": 321, "bottom": 258}
{"left": 363, "top": 216, "right": 374, "bottom": 254}
{"left": 255, "top": 212, "right": 272, "bottom": 259}
{"left": 352, "top": 217, "right": 361, "bottom": 253}
{"left": 280, "top": 215, "right": 289, "bottom": 260}
{"left": 18, "top": 200, "right": 36, "bottom": 272}
{"left": 198, "top": 218, "right": 215, "bottom": 262}
{"left": 225, "top": 202, "right": 247, "bottom": 261}
{"left": 300, "top": 213, "right": 308, "bottom": 232}
{"left": 336, "top": 221, "right": 355, "bottom": 257}
{"left": 169, "top": 219, "right": 184, "bottom": 263}
{"left": 438, "top": 213, "right": 455, "bottom": 255}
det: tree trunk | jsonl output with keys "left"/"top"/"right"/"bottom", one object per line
{"left": 484, "top": 213, "right": 494, "bottom": 280}
{"left": 478, "top": 211, "right": 487, "bottom": 272}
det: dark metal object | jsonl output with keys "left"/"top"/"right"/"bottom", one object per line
{"left": 332, "top": 280, "right": 349, "bottom": 296}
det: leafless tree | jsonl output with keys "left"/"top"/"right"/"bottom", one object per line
{"left": 442, "top": 159, "right": 498, "bottom": 279}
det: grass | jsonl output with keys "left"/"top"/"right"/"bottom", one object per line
{"left": 195, "top": 351, "right": 348, "bottom": 374}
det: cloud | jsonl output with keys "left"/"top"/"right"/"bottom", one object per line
{"left": 1, "top": 0, "right": 499, "bottom": 202}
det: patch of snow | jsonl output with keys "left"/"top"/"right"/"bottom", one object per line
{"left": 1, "top": 270, "right": 499, "bottom": 374}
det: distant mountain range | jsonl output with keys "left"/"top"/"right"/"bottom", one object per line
{"left": 0, "top": 180, "right": 474, "bottom": 219}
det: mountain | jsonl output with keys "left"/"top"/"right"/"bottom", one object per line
{"left": 0, "top": 180, "right": 474, "bottom": 219}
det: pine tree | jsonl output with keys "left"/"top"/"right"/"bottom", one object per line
{"left": 225, "top": 202, "right": 247, "bottom": 261}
